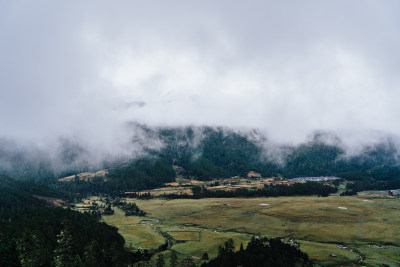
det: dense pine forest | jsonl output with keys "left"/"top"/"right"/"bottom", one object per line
{"left": 0, "top": 176, "right": 150, "bottom": 266}
{"left": 162, "top": 181, "right": 338, "bottom": 199}
{"left": 1, "top": 127, "right": 400, "bottom": 196}
{"left": 202, "top": 237, "right": 312, "bottom": 267}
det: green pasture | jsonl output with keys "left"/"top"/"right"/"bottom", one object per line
{"left": 168, "top": 231, "right": 200, "bottom": 241}
{"left": 101, "top": 208, "right": 165, "bottom": 249}
{"left": 134, "top": 196, "right": 400, "bottom": 265}
{"left": 99, "top": 195, "right": 400, "bottom": 266}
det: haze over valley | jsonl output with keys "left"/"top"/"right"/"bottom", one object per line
{"left": 1, "top": 1, "right": 400, "bottom": 266}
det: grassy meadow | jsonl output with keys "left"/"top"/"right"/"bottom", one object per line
{"left": 100, "top": 195, "right": 400, "bottom": 266}
{"left": 102, "top": 208, "right": 165, "bottom": 249}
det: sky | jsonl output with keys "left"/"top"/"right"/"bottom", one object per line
{"left": 1, "top": 0, "right": 400, "bottom": 151}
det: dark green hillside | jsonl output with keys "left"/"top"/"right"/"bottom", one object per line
{"left": 0, "top": 175, "right": 70, "bottom": 213}
{"left": 283, "top": 142, "right": 344, "bottom": 178}
{"left": 337, "top": 142, "right": 400, "bottom": 180}
{"left": 106, "top": 157, "right": 176, "bottom": 189}
{"left": 2, "top": 127, "right": 400, "bottom": 195}
{"left": 155, "top": 128, "right": 400, "bottom": 182}
{"left": 0, "top": 208, "right": 134, "bottom": 267}
{"left": 282, "top": 141, "right": 400, "bottom": 182}
{"left": 54, "top": 128, "right": 400, "bottom": 196}
{"left": 56, "top": 156, "right": 176, "bottom": 196}
{"left": 195, "top": 129, "right": 269, "bottom": 178}
{"left": 0, "top": 176, "right": 144, "bottom": 266}
{"left": 158, "top": 127, "right": 279, "bottom": 179}
{"left": 54, "top": 127, "right": 280, "bottom": 195}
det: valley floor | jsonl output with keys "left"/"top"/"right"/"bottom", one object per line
{"left": 98, "top": 195, "right": 400, "bottom": 266}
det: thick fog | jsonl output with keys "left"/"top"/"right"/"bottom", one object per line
{"left": 1, "top": 0, "right": 400, "bottom": 161}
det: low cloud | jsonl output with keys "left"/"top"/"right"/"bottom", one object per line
{"left": 1, "top": 0, "right": 399, "bottom": 160}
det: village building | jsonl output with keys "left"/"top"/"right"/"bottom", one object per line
{"left": 247, "top": 171, "right": 261, "bottom": 178}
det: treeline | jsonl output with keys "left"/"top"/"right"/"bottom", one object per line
{"left": 162, "top": 182, "right": 338, "bottom": 199}
{"left": 3, "top": 127, "right": 400, "bottom": 195}
{"left": 346, "top": 178, "right": 400, "bottom": 193}
{"left": 0, "top": 175, "right": 72, "bottom": 214}
{"left": 281, "top": 141, "right": 400, "bottom": 181}
{"left": 112, "top": 199, "right": 147, "bottom": 216}
{"left": 0, "top": 176, "right": 150, "bottom": 266}
{"left": 0, "top": 208, "right": 146, "bottom": 266}
{"left": 157, "top": 127, "right": 278, "bottom": 180}
{"left": 54, "top": 157, "right": 176, "bottom": 196}
{"left": 202, "top": 237, "right": 312, "bottom": 267}
{"left": 156, "top": 128, "right": 400, "bottom": 184}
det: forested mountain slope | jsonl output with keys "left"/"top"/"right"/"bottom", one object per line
{"left": 0, "top": 175, "right": 143, "bottom": 266}
{"left": 1, "top": 126, "right": 400, "bottom": 196}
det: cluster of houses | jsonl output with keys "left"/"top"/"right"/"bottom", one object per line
{"left": 388, "top": 189, "right": 400, "bottom": 196}
{"left": 286, "top": 176, "right": 340, "bottom": 182}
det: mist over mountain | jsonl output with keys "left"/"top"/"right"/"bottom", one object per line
{"left": 1, "top": 125, "right": 400, "bottom": 189}
{"left": 1, "top": 1, "right": 400, "bottom": 150}
{"left": 0, "top": 1, "right": 399, "bottom": 191}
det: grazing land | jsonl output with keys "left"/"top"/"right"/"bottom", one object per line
{"left": 100, "top": 194, "right": 400, "bottom": 266}
{"left": 102, "top": 208, "right": 165, "bottom": 249}
{"left": 168, "top": 231, "right": 201, "bottom": 241}
{"left": 58, "top": 170, "right": 108, "bottom": 182}
{"left": 134, "top": 177, "right": 288, "bottom": 196}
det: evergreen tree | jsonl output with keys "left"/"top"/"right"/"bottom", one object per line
{"left": 0, "top": 237, "right": 19, "bottom": 267}
{"left": 83, "top": 240, "right": 101, "bottom": 267}
{"left": 107, "top": 241, "right": 123, "bottom": 266}
{"left": 73, "top": 255, "right": 84, "bottom": 267}
{"left": 181, "top": 256, "right": 196, "bottom": 267}
{"left": 17, "top": 231, "right": 48, "bottom": 267}
{"left": 224, "top": 239, "right": 234, "bottom": 254}
{"left": 170, "top": 250, "right": 178, "bottom": 267}
{"left": 201, "top": 252, "right": 209, "bottom": 261}
{"left": 53, "top": 224, "right": 76, "bottom": 267}
{"left": 156, "top": 254, "right": 165, "bottom": 267}
{"left": 103, "top": 204, "right": 114, "bottom": 215}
